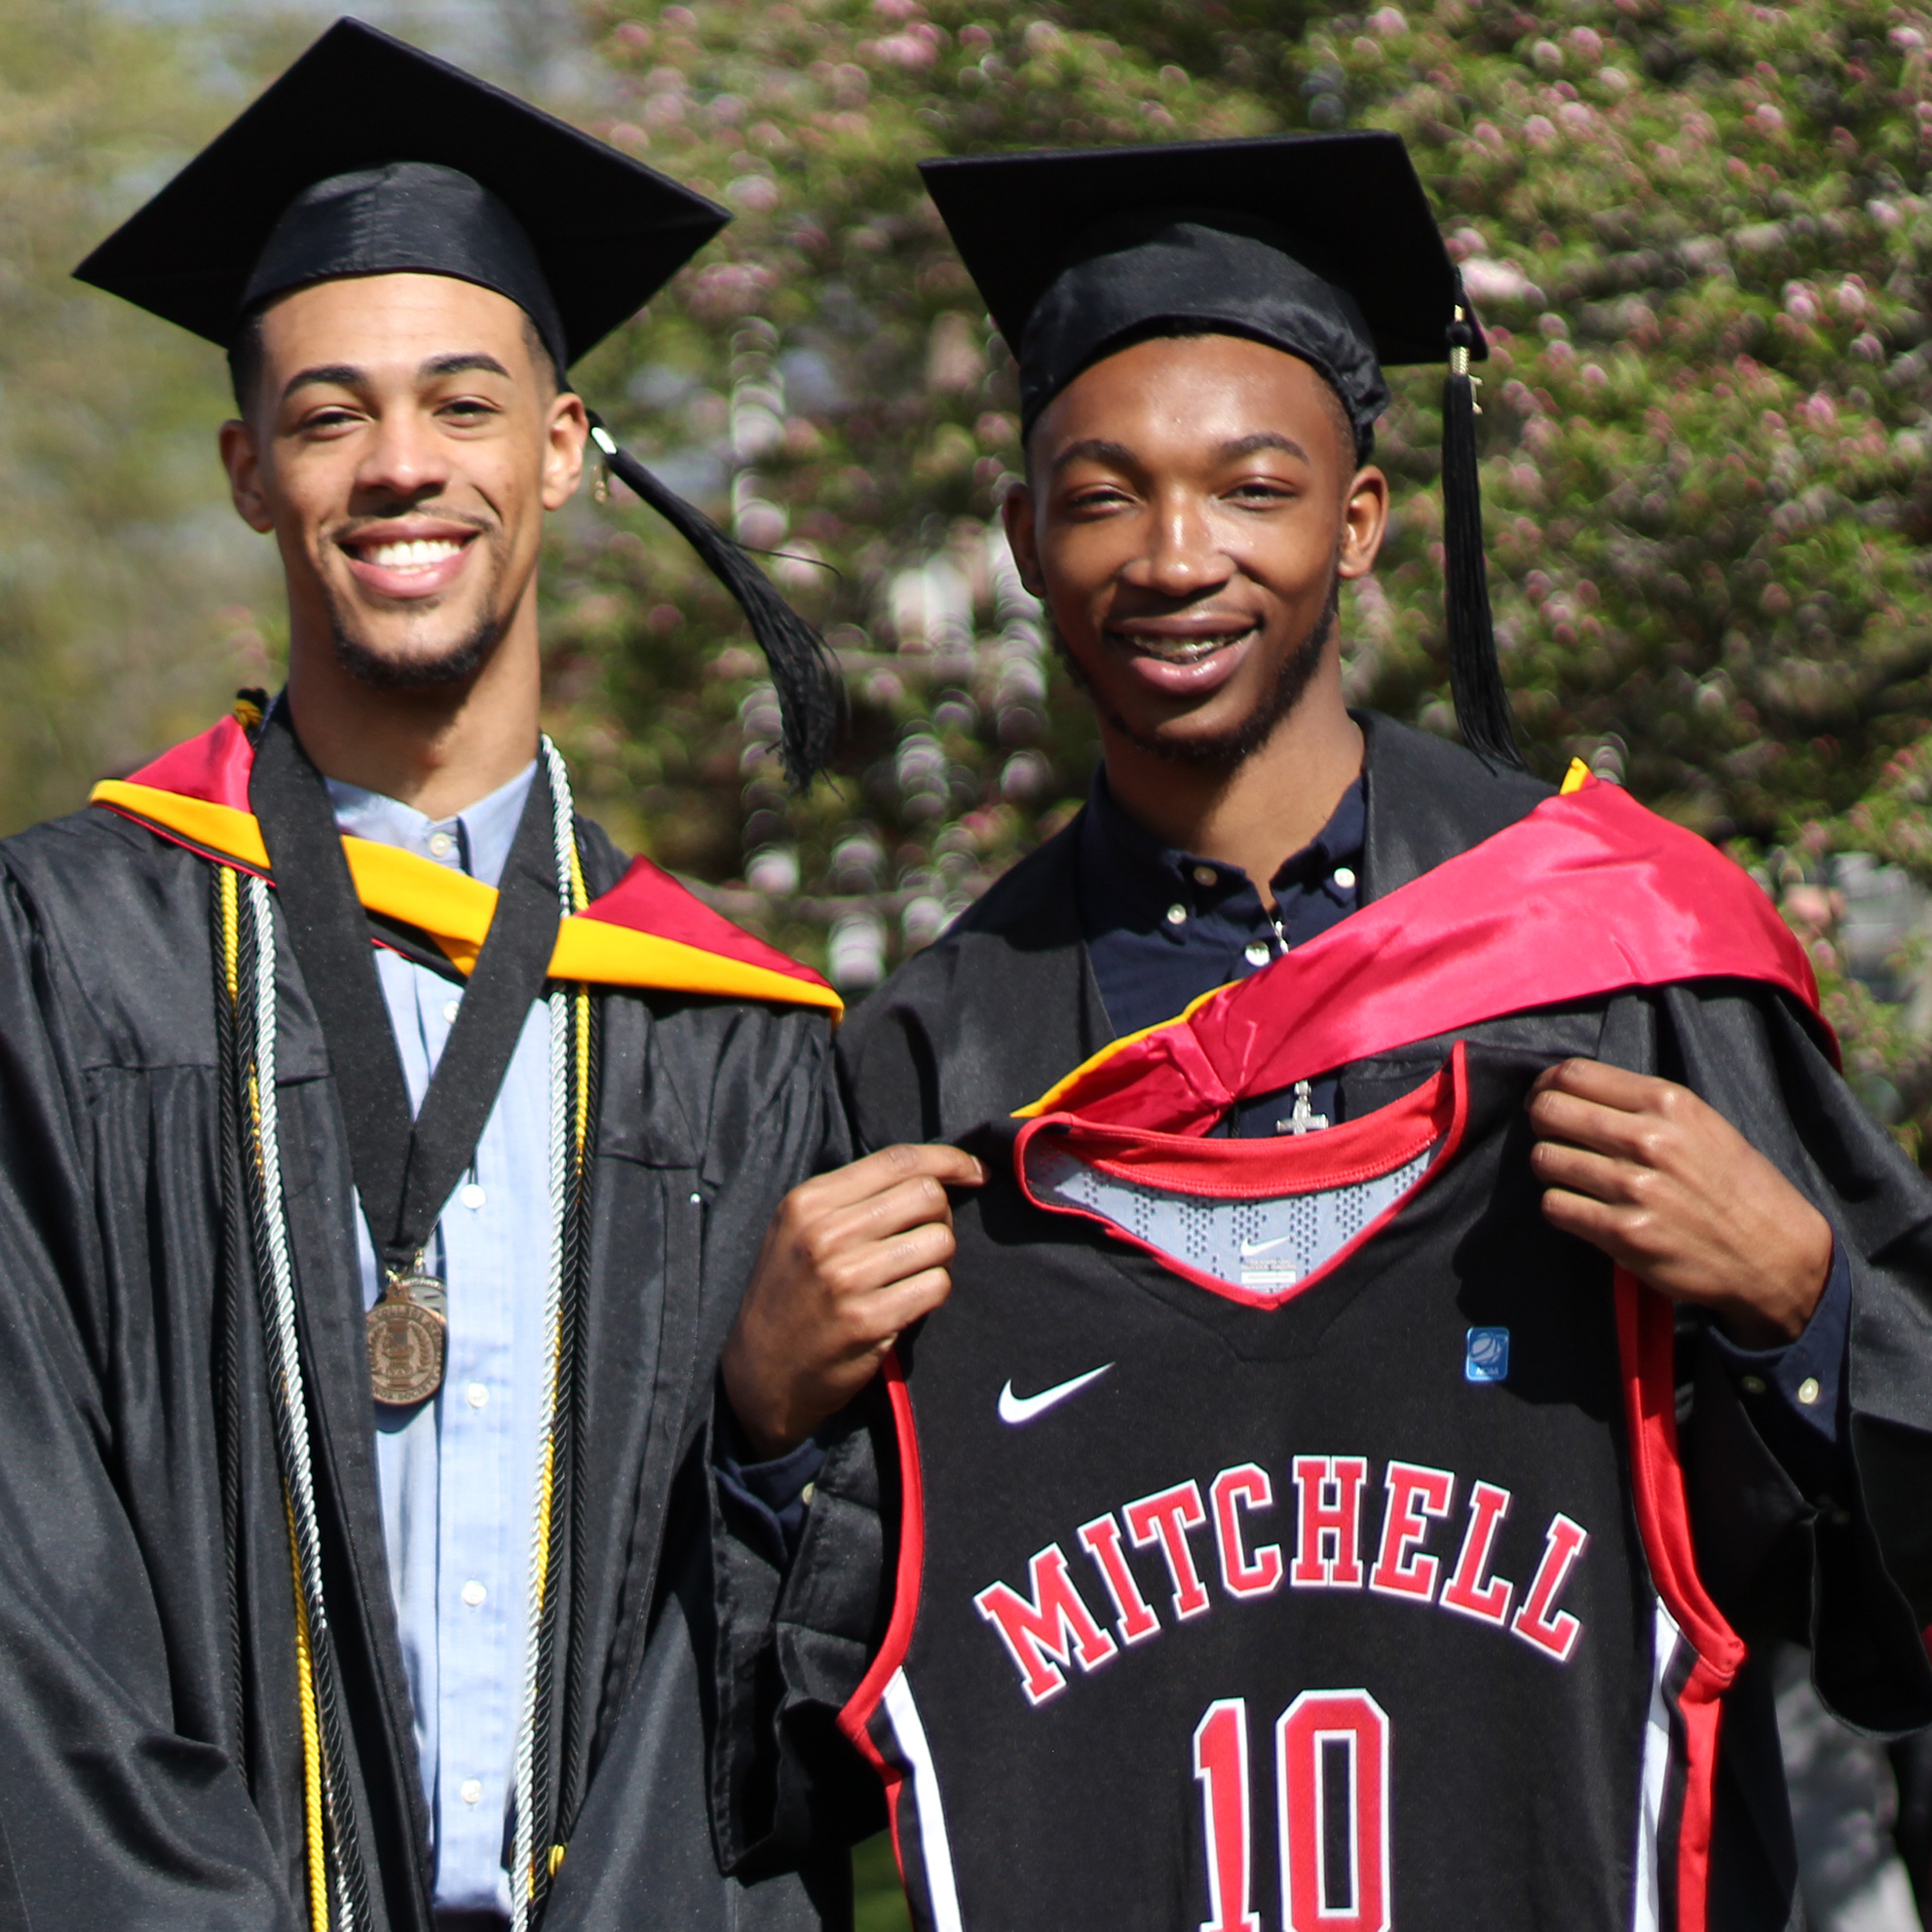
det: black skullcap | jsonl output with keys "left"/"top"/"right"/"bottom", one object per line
{"left": 74, "top": 19, "right": 838, "bottom": 786}
{"left": 919, "top": 133, "right": 1521, "bottom": 772}
{"left": 242, "top": 162, "right": 570, "bottom": 373}
{"left": 1021, "top": 212, "right": 1390, "bottom": 459}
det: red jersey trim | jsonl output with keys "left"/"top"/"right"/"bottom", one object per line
{"left": 839, "top": 1352, "right": 926, "bottom": 1795}
{"left": 1015, "top": 1045, "right": 1471, "bottom": 1311}
{"left": 1616, "top": 1269, "right": 1746, "bottom": 1932}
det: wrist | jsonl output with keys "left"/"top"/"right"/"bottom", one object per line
{"left": 1713, "top": 1216, "right": 1833, "bottom": 1350}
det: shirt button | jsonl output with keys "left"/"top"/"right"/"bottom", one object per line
{"left": 1740, "top": 1374, "right": 1767, "bottom": 1395}
{"left": 442, "top": 999, "right": 461, "bottom": 1025}
{"left": 466, "top": 1382, "right": 489, "bottom": 1409}
{"left": 1244, "top": 941, "right": 1271, "bottom": 967}
{"left": 460, "top": 1779, "right": 483, "bottom": 1806}
{"left": 1192, "top": 864, "right": 1218, "bottom": 888}
{"left": 428, "top": 831, "right": 456, "bottom": 858}
{"left": 461, "top": 1579, "right": 486, "bottom": 1607}
{"left": 460, "top": 1183, "right": 486, "bottom": 1210}
{"left": 1165, "top": 904, "right": 1188, "bottom": 927}
{"left": 1332, "top": 865, "right": 1357, "bottom": 890}
{"left": 1798, "top": 1376, "right": 1822, "bottom": 1406}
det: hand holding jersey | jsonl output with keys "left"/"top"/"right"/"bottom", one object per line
{"left": 724, "top": 1143, "right": 987, "bottom": 1458}
{"left": 1527, "top": 1059, "right": 1836, "bottom": 1348}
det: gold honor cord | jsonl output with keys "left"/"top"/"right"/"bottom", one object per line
{"left": 511, "top": 739, "right": 594, "bottom": 1929}
{"left": 217, "top": 864, "right": 348, "bottom": 1932}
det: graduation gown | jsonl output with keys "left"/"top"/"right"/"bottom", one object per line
{"left": 0, "top": 716, "right": 853, "bottom": 1932}
{"left": 739, "top": 712, "right": 1932, "bottom": 1930}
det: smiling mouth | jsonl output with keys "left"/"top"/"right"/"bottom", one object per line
{"left": 1106, "top": 625, "right": 1255, "bottom": 663}
{"left": 348, "top": 536, "right": 472, "bottom": 573}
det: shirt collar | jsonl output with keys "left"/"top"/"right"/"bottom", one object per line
{"left": 324, "top": 759, "right": 538, "bottom": 891}
{"left": 1079, "top": 762, "right": 1365, "bottom": 928}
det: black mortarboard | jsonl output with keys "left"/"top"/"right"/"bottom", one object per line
{"left": 75, "top": 19, "right": 836, "bottom": 785}
{"left": 920, "top": 134, "right": 1521, "bottom": 772}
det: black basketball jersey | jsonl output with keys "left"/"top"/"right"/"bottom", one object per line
{"left": 840, "top": 779, "right": 1823, "bottom": 1932}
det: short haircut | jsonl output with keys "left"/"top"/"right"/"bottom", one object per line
{"left": 226, "top": 290, "right": 561, "bottom": 415}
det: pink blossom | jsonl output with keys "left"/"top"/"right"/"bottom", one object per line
{"left": 875, "top": 31, "right": 936, "bottom": 67}
{"left": 1781, "top": 282, "right": 1819, "bottom": 323}
{"left": 1369, "top": 6, "right": 1408, "bottom": 35}
{"left": 1525, "top": 114, "right": 1557, "bottom": 149}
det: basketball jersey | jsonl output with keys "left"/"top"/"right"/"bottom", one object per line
{"left": 841, "top": 778, "right": 1824, "bottom": 1932}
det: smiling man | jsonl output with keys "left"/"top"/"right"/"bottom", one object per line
{"left": 716, "top": 136, "right": 1932, "bottom": 1929}
{"left": 0, "top": 19, "right": 939, "bottom": 1932}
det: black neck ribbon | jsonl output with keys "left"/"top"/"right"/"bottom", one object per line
{"left": 248, "top": 701, "right": 564, "bottom": 1281}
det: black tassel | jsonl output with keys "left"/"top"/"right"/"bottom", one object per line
{"left": 1441, "top": 303, "right": 1525, "bottom": 773}
{"left": 587, "top": 413, "right": 839, "bottom": 790}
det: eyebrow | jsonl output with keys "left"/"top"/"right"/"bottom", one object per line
{"left": 1220, "top": 431, "right": 1311, "bottom": 465}
{"left": 1049, "top": 431, "right": 1313, "bottom": 473}
{"left": 280, "top": 351, "right": 515, "bottom": 403}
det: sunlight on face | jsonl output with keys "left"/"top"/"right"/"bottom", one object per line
{"left": 223, "top": 272, "right": 583, "bottom": 690}
{"left": 1004, "top": 334, "right": 1386, "bottom": 765}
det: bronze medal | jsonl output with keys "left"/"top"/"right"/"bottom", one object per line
{"left": 367, "top": 1271, "right": 447, "bottom": 1407}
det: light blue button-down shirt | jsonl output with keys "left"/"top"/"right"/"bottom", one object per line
{"left": 328, "top": 762, "right": 548, "bottom": 1916}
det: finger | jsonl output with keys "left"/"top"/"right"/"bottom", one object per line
{"left": 1526, "top": 1086, "right": 1671, "bottom": 1163}
{"left": 1537, "top": 1185, "right": 1648, "bottom": 1263}
{"left": 1530, "top": 1140, "right": 1650, "bottom": 1206}
{"left": 814, "top": 1220, "right": 961, "bottom": 1305}
{"left": 1528, "top": 1058, "right": 1672, "bottom": 1115}
{"left": 793, "top": 1142, "right": 988, "bottom": 1215}
{"left": 854, "top": 1265, "right": 955, "bottom": 1341}
{"left": 819, "top": 1173, "right": 965, "bottom": 1248}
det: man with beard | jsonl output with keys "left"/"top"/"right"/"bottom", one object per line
{"left": 0, "top": 20, "right": 975, "bottom": 1932}
{"left": 717, "top": 136, "right": 1932, "bottom": 1928}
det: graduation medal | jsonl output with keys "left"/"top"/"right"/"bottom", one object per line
{"left": 367, "top": 1266, "right": 447, "bottom": 1407}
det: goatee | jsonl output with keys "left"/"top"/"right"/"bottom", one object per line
{"left": 329, "top": 610, "right": 509, "bottom": 691}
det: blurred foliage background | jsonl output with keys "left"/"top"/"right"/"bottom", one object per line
{"left": 31, "top": 0, "right": 1932, "bottom": 1162}
{"left": 21, "top": 0, "right": 1932, "bottom": 1918}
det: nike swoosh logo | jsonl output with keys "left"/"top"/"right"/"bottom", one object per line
{"left": 999, "top": 1363, "right": 1114, "bottom": 1425}
{"left": 1239, "top": 1233, "right": 1297, "bottom": 1260}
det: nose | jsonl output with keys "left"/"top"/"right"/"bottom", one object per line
{"left": 352, "top": 400, "right": 452, "bottom": 508}
{"left": 1123, "top": 487, "right": 1234, "bottom": 600}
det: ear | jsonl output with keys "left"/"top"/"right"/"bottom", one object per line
{"left": 543, "top": 391, "right": 589, "bottom": 511}
{"left": 219, "top": 418, "right": 276, "bottom": 535}
{"left": 1336, "top": 465, "right": 1389, "bottom": 583}
{"left": 1001, "top": 476, "right": 1047, "bottom": 598}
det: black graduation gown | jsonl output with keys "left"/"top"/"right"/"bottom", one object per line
{"left": 0, "top": 794, "right": 853, "bottom": 1932}
{"left": 736, "top": 711, "right": 1932, "bottom": 1930}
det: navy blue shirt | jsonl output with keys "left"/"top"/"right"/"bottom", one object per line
{"left": 1075, "top": 766, "right": 1850, "bottom": 1466}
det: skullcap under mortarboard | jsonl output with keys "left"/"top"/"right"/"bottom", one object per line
{"left": 920, "top": 132, "right": 1482, "bottom": 450}
{"left": 241, "top": 162, "right": 570, "bottom": 372}
{"left": 73, "top": 17, "right": 728, "bottom": 368}
{"left": 1020, "top": 211, "right": 1390, "bottom": 458}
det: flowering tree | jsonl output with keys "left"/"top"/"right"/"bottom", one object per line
{"left": 541, "top": 0, "right": 1932, "bottom": 1159}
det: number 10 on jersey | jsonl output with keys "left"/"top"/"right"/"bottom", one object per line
{"left": 1193, "top": 1690, "right": 1391, "bottom": 1932}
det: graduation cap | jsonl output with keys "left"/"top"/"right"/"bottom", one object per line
{"left": 920, "top": 133, "right": 1521, "bottom": 773}
{"left": 75, "top": 18, "right": 836, "bottom": 786}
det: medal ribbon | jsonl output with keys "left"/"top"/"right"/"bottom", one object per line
{"left": 249, "top": 701, "right": 563, "bottom": 1305}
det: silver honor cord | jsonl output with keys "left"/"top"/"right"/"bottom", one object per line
{"left": 511, "top": 738, "right": 579, "bottom": 1928}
